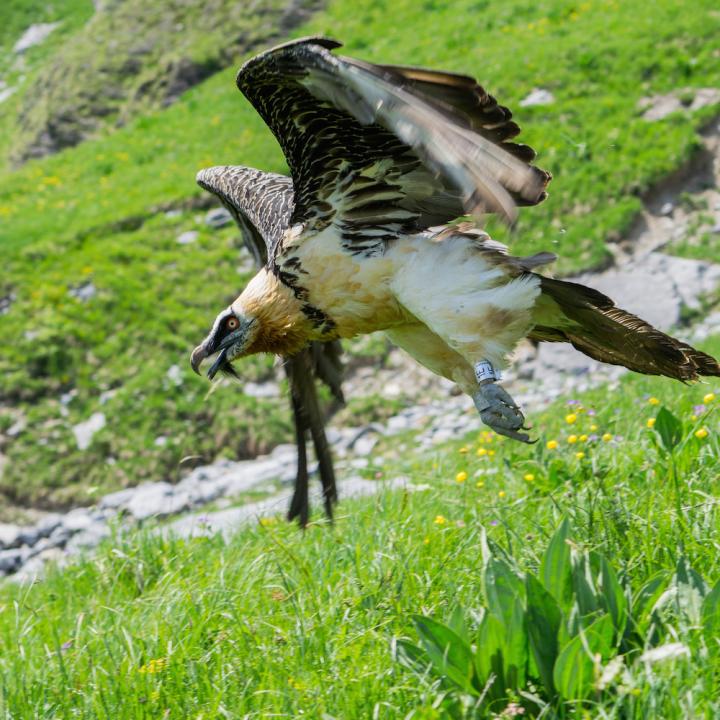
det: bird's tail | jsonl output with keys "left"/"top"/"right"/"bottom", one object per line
{"left": 530, "top": 276, "right": 720, "bottom": 381}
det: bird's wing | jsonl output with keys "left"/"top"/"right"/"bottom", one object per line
{"left": 236, "top": 36, "right": 551, "bottom": 260}
{"left": 196, "top": 165, "right": 294, "bottom": 264}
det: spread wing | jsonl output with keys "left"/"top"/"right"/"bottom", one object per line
{"left": 236, "top": 36, "right": 551, "bottom": 259}
{"left": 196, "top": 165, "right": 294, "bottom": 265}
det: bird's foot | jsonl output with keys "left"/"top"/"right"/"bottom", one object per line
{"left": 473, "top": 361, "right": 534, "bottom": 443}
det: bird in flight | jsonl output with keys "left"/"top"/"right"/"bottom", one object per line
{"left": 192, "top": 37, "right": 719, "bottom": 496}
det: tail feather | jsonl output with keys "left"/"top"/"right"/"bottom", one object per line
{"left": 532, "top": 276, "right": 720, "bottom": 381}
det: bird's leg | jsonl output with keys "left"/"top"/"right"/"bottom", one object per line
{"left": 472, "top": 360, "right": 534, "bottom": 443}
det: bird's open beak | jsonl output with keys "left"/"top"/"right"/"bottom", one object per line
{"left": 190, "top": 343, "right": 208, "bottom": 376}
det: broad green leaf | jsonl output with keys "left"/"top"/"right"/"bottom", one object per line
{"left": 675, "top": 556, "right": 707, "bottom": 625}
{"left": 476, "top": 611, "right": 506, "bottom": 700}
{"left": 596, "top": 553, "right": 627, "bottom": 640}
{"left": 571, "top": 551, "right": 600, "bottom": 618}
{"left": 412, "top": 615, "right": 477, "bottom": 694}
{"left": 541, "top": 518, "right": 572, "bottom": 610}
{"left": 447, "top": 605, "right": 470, "bottom": 645}
{"left": 633, "top": 572, "right": 671, "bottom": 637}
{"left": 393, "top": 638, "right": 429, "bottom": 675}
{"left": 655, "top": 406, "right": 683, "bottom": 453}
{"left": 526, "top": 573, "right": 561, "bottom": 696}
{"left": 504, "top": 594, "right": 528, "bottom": 690}
{"left": 553, "top": 615, "right": 614, "bottom": 700}
{"left": 484, "top": 556, "right": 525, "bottom": 628}
{"left": 702, "top": 580, "right": 720, "bottom": 654}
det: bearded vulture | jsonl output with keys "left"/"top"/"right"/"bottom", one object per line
{"left": 191, "top": 37, "right": 720, "bottom": 519}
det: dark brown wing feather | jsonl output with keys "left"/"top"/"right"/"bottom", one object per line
{"left": 535, "top": 277, "right": 720, "bottom": 380}
{"left": 236, "top": 36, "right": 551, "bottom": 255}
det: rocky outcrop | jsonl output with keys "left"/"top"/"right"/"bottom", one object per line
{"left": 11, "top": 0, "right": 326, "bottom": 165}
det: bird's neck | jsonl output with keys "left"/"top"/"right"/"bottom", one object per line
{"left": 236, "top": 269, "right": 312, "bottom": 356}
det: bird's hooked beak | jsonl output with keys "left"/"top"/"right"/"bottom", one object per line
{"left": 191, "top": 311, "right": 256, "bottom": 380}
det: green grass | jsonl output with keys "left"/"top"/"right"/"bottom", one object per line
{"left": 0, "top": 344, "right": 718, "bottom": 718}
{"left": 1, "top": 1, "right": 719, "bottom": 502}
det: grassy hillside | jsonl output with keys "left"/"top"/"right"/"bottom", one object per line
{"left": 0, "top": 0, "right": 719, "bottom": 507}
{"left": 0, "top": 351, "right": 717, "bottom": 717}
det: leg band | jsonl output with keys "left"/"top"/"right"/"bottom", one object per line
{"left": 474, "top": 359, "right": 501, "bottom": 383}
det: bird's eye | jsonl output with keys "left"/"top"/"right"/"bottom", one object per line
{"left": 226, "top": 316, "right": 239, "bottom": 330}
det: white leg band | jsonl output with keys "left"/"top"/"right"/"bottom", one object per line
{"left": 474, "top": 359, "right": 501, "bottom": 383}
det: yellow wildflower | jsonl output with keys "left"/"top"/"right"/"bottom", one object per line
{"left": 523, "top": 473, "right": 535, "bottom": 482}
{"left": 459, "top": 446, "right": 469, "bottom": 454}
{"left": 590, "top": 424, "right": 598, "bottom": 431}
{"left": 648, "top": 397, "right": 660, "bottom": 405}
{"left": 546, "top": 440, "right": 559, "bottom": 450}
{"left": 488, "top": 450, "right": 496, "bottom": 457}
{"left": 259, "top": 517, "right": 275, "bottom": 527}
{"left": 434, "top": 515, "right": 447, "bottom": 525}
{"left": 647, "top": 418, "right": 656, "bottom": 429}
{"left": 579, "top": 434, "right": 588, "bottom": 442}
{"left": 566, "top": 413, "right": 577, "bottom": 424}
{"left": 498, "top": 490, "right": 506, "bottom": 498}
{"left": 703, "top": 392, "right": 715, "bottom": 404}
{"left": 476, "top": 447, "right": 488, "bottom": 457}
{"left": 138, "top": 657, "right": 168, "bottom": 674}
{"left": 423, "top": 536, "right": 430, "bottom": 545}
{"left": 575, "top": 451, "right": 586, "bottom": 460}
{"left": 602, "top": 433, "right": 613, "bottom": 442}
{"left": 695, "top": 428, "right": 709, "bottom": 440}
{"left": 455, "top": 471, "right": 468, "bottom": 483}
{"left": 567, "top": 435, "right": 578, "bottom": 444}
{"left": 476, "top": 480, "right": 485, "bottom": 488}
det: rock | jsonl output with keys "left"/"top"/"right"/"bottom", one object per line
{"left": 0, "top": 85, "right": 16, "bottom": 105}
{"left": 176, "top": 230, "right": 198, "bottom": 245}
{"left": 0, "top": 548, "right": 25, "bottom": 574}
{"left": 62, "top": 508, "right": 97, "bottom": 533}
{"left": 166, "top": 364, "right": 183, "bottom": 386}
{"left": 72, "top": 412, "right": 106, "bottom": 450}
{"left": 659, "top": 202, "right": 674, "bottom": 217}
{"left": 0, "top": 293, "right": 15, "bottom": 315}
{"left": 243, "top": 381, "right": 281, "bottom": 398}
{"left": 640, "top": 88, "right": 720, "bottom": 122}
{"left": 6, "top": 416, "right": 26, "bottom": 437}
{"left": 124, "top": 482, "right": 192, "bottom": 521}
{"left": 0, "top": 524, "right": 22, "bottom": 550}
{"left": 35, "top": 514, "right": 63, "bottom": 539}
{"left": 68, "top": 281, "right": 97, "bottom": 301}
{"left": 48, "top": 525, "right": 73, "bottom": 549}
{"left": 65, "top": 523, "right": 110, "bottom": 554}
{"left": 205, "top": 207, "right": 233, "bottom": 229}
{"left": 519, "top": 88, "right": 555, "bottom": 107}
{"left": 13, "top": 23, "right": 60, "bottom": 54}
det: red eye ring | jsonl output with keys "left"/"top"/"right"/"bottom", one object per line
{"left": 226, "top": 316, "right": 239, "bottom": 330}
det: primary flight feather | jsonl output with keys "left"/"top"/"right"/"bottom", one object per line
{"left": 192, "top": 37, "right": 719, "bottom": 458}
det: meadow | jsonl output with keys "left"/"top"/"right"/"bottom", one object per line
{"left": 0, "top": 356, "right": 718, "bottom": 717}
{"left": 0, "top": 0, "right": 719, "bottom": 716}
{"left": 1, "top": 0, "right": 719, "bottom": 507}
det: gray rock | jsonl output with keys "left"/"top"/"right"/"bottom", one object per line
{"left": 243, "top": 381, "right": 280, "bottom": 398}
{"left": 519, "top": 88, "right": 555, "bottom": 107}
{"left": 0, "top": 548, "right": 26, "bottom": 574}
{"left": 0, "top": 292, "right": 16, "bottom": 314}
{"left": 35, "top": 514, "right": 63, "bottom": 538}
{"left": 72, "top": 412, "right": 106, "bottom": 450}
{"left": 176, "top": 230, "right": 199, "bottom": 245}
{"left": 68, "top": 281, "right": 96, "bottom": 301}
{"left": 13, "top": 23, "right": 60, "bottom": 53}
{"left": 65, "top": 523, "right": 110, "bottom": 554}
{"left": 0, "top": 524, "right": 22, "bottom": 549}
{"left": 48, "top": 525, "right": 73, "bottom": 549}
{"left": 99, "top": 487, "right": 137, "bottom": 510}
{"left": 62, "top": 508, "right": 97, "bottom": 533}
{"left": 205, "top": 207, "right": 233, "bottom": 229}
{"left": 659, "top": 202, "right": 674, "bottom": 217}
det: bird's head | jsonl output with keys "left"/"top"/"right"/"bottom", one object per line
{"left": 190, "top": 302, "right": 259, "bottom": 380}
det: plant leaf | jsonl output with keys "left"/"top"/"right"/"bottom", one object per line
{"left": 655, "top": 406, "right": 683, "bottom": 453}
{"left": 702, "top": 580, "right": 720, "bottom": 654}
{"left": 475, "top": 611, "right": 506, "bottom": 701}
{"left": 541, "top": 518, "right": 572, "bottom": 610}
{"left": 571, "top": 550, "right": 600, "bottom": 618}
{"left": 596, "top": 553, "right": 627, "bottom": 641}
{"left": 526, "top": 573, "right": 561, "bottom": 697}
{"left": 412, "top": 615, "right": 477, "bottom": 694}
